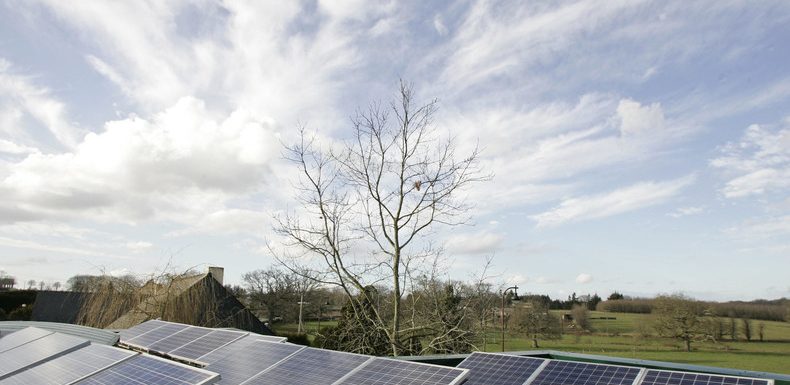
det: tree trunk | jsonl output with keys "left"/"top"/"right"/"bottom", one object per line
{"left": 685, "top": 338, "right": 691, "bottom": 352}
{"left": 532, "top": 336, "right": 539, "bottom": 348}
{"left": 391, "top": 249, "right": 401, "bottom": 356}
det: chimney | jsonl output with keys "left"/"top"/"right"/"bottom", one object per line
{"left": 207, "top": 266, "right": 224, "bottom": 285}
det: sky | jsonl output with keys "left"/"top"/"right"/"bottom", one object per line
{"left": 0, "top": 0, "right": 788, "bottom": 301}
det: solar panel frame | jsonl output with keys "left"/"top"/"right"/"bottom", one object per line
{"left": 0, "top": 332, "right": 90, "bottom": 380}
{"left": 124, "top": 322, "right": 190, "bottom": 350}
{"left": 456, "top": 352, "right": 548, "bottom": 385}
{"left": 240, "top": 347, "right": 372, "bottom": 385}
{"left": 169, "top": 329, "right": 248, "bottom": 364}
{"left": 205, "top": 340, "right": 304, "bottom": 385}
{"left": 119, "top": 319, "right": 170, "bottom": 342}
{"left": 334, "top": 357, "right": 469, "bottom": 385}
{"left": 0, "top": 344, "right": 137, "bottom": 385}
{"left": 0, "top": 327, "right": 54, "bottom": 353}
{"left": 527, "top": 360, "right": 644, "bottom": 385}
{"left": 73, "top": 353, "right": 219, "bottom": 385}
{"left": 639, "top": 369, "right": 774, "bottom": 385}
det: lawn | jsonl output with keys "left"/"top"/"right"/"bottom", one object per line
{"left": 274, "top": 313, "right": 790, "bottom": 375}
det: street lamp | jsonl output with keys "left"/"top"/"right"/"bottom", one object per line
{"left": 501, "top": 286, "right": 520, "bottom": 352}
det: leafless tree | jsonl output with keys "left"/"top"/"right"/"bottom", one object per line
{"left": 52, "top": 282, "right": 61, "bottom": 291}
{"left": 275, "top": 81, "right": 489, "bottom": 355}
{"left": 27, "top": 279, "right": 36, "bottom": 290}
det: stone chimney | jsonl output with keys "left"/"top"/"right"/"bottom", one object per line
{"left": 207, "top": 266, "right": 224, "bottom": 285}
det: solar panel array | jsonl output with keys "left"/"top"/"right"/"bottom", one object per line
{"left": 0, "top": 322, "right": 779, "bottom": 385}
{"left": 0, "top": 327, "right": 217, "bottom": 385}
{"left": 641, "top": 370, "right": 773, "bottom": 385}
{"left": 457, "top": 352, "right": 547, "bottom": 385}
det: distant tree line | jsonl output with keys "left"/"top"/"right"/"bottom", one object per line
{"left": 597, "top": 295, "right": 788, "bottom": 322}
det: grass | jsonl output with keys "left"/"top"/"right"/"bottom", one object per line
{"left": 275, "top": 313, "right": 790, "bottom": 375}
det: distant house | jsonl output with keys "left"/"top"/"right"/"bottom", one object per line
{"left": 32, "top": 267, "right": 273, "bottom": 335}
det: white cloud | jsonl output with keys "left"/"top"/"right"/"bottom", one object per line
{"left": 667, "top": 206, "right": 704, "bottom": 218}
{"left": 576, "top": 273, "right": 593, "bottom": 284}
{"left": 617, "top": 99, "right": 666, "bottom": 136}
{"left": 1, "top": 97, "right": 278, "bottom": 227}
{"left": 0, "top": 58, "right": 83, "bottom": 149}
{"left": 532, "top": 176, "right": 694, "bottom": 227}
{"left": 711, "top": 124, "right": 790, "bottom": 198}
{"left": 445, "top": 231, "right": 504, "bottom": 256}
{"left": 433, "top": 15, "right": 448, "bottom": 36}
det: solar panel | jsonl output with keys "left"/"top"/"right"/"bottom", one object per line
{"left": 255, "top": 335, "right": 288, "bottom": 343}
{"left": 640, "top": 369, "right": 774, "bottom": 385}
{"left": 125, "top": 322, "right": 189, "bottom": 349}
{"left": 335, "top": 357, "right": 469, "bottom": 385}
{"left": 0, "top": 344, "right": 136, "bottom": 385}
{"left": 0, "top": 332, "right": 90, "bottom": 379}
{"left": 205, "top": 340, "right": 303, "bottom": 385}
{"left": 74, "top": 354, "right": 218, "bottom": 385}
{"left": 120, "top": 319, "right": 169, "bottom": 342}
{"left": 529, "top": 361, "right": 642, "bottom": 385}
{"left": 0, "top": 327, "right": 53, "bottom": 353}
{"left": 148, "top": 326, "right": 213, "bottom": 354}
{"left": 169, "top": 329, "right": 247, "bottom": 363}
{"left": 242, "top": 347, "right": 371, "bottom": 385}
{"left": 456, "top": 352, "right": 547, "bottom": 385}
{"left": 196, "top": 334, "right": 259, "bottom": 365}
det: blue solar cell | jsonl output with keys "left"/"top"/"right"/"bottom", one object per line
{"left": 335, "top": 357, "right": 468, "bottom": 385}
{"left": 125, "top": 322, "right": 189, "bottom": 349}
{"left": 169, "top": 329, "right": 247, "bottom": 363}
{"left": 120, "top": 320, "right": 169, "bottom": 342}
{"left": 0, "top": 332, "right": 89, "bottom": 380}
{"left": 205, "top": 340, "right": 303, "bottom": 385}
{"left": 74, "top": 354, "right": 218, "bottom": 385}
{"left": 529, "top": 361, "right": 642, "bottom": 385}
{"left": 148, "top": 327, "right": 213, "bottom": 354}
{"left": 0, "top": 327, "right": 53, "bottom": 353}
{"left": 0, "top": 344, "right": 136, "bottom": 385}
{"left": 456, "top": 352, "right": 546, "bottom": 385}
{"left": 243, "top": 347, "right": 371, "bottom": 385}
{"left": 641, "top": 370, "right": 772, "bottom": 385}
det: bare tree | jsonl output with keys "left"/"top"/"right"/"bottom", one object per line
{"left": 275, "top": 81, "right": 489, "bottom": 355}
{"left": 513, "top": 301, "right": 562, "bottom": 348}
{"left": 27, "top": 279, "right": 36, "bottom": 290}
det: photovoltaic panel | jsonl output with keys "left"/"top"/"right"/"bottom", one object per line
{"left": 335, "top": 357, "right": 469, "bottom": 385}
{"left": 529, "top": 361, "right": 642, "bottom": 385}
{"left": 120, "top": 319, "right": 169, "bottom": 342}
{"left": 74, "top": 354, "right": 218, "bottom": 385}
{"left": 0, "top": 332, "right": 89, "bottom": 379}
{"left": 254, "top": 335, "right": 288, "bottom": 343}
{"left": 196, "top": 335, "right": 259, "bottom": 365}
{"left": 456, "top": 352, "right": 547, "bottom": 385}
{"left": 205, "top": 340, "right": 303, "bottom": 385}
{"left": 242, "top": 347, "right": 371, "bottom": 385}
{"left": 148, "top": 327, "right": 213, "bottom": 355}
{"left": 640, "top": 369, "right": 773, "bottom": 385}
{"left": 169, "top": 329, "right": 247, "bottom": 363}
{"left": 0, "top": 327, "right": 53, "bottom": 353}
{"left": 0, "top": 344, "right": 136, "bottom": 385}
{"left": 125, "top": 322, "right": 189, "bottom": 349}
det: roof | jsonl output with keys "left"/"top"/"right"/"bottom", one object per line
{"left": 30, "top": 291, "right": 92, "bottom": 324}
{"left": 0, "top": 321, "right": 119, "bottom": 345}
{"left": 107, "top": 272, "right": 274, "bottom": 335}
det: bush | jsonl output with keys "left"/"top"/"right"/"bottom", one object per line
{"left": 8, "top": 305, "right": 32, "bottom": 321}
{"left": 0, "top": 308, "right": 6, "bottom": 321}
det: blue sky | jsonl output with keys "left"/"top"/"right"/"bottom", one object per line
{"left": 0, "top": 1, "right": 788, "bottom": 301}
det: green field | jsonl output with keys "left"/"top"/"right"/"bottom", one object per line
{"left": 276, "top": 312, "right": 790, "bottom": 375}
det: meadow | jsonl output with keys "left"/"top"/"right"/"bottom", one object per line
{"left": 278, "top": 311, "right": 790, "bottom": 375}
